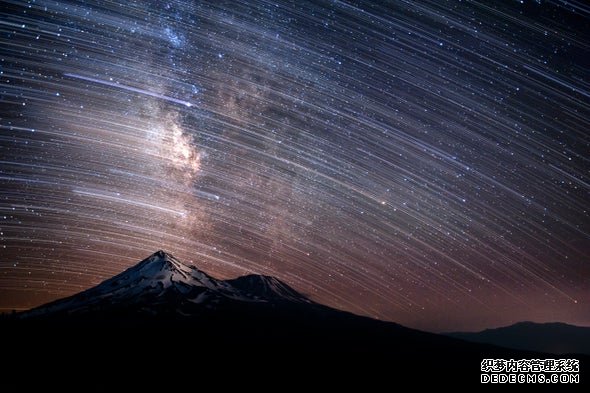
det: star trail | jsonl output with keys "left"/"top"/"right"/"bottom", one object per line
{"left": 0, "top": 0, "right": 588, "bottom": 331}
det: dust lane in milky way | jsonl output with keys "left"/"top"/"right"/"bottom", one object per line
{"left": 0, "top": 0, "right": 588, "bottom": 331}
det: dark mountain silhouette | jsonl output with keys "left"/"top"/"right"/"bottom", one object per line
{"left": 3, "top": 251, "right": 588, "bottom": 390}
{"left": 447, "top": 322, "right": 590, "bottom": 355}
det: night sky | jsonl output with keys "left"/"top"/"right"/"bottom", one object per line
{"left": 1, "top": 0, "right": 588, "bottom": 332}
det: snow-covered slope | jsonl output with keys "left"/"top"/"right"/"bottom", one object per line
{"left": 23, "top": 250, "right": 309, "bottom": 318}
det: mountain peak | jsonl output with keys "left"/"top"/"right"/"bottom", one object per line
{"left": 22, "top": 250, "right": 310, "bottom": 319}
{"left": 136, "top": 249, "right": 191, "bottom": 276}
{"left": 140, "top": 249, "right": 183, "bottom": 269}
{"left": 227, "top": 274, "right": 308, "bottom": 302}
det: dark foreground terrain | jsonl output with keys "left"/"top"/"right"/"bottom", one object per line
{"left": 2, "top": 251, "right": 587, "bottom": 390}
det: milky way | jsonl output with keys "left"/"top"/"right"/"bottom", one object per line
{"left": 1, "top": 0, "right": 589, "bottom": 331}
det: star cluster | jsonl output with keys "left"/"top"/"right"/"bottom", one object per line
{"left": 0, "top": 0, "right": 588, "bottom": 331}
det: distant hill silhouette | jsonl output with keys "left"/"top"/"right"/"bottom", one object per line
{"left": 448, "top": 321, "right": 590, "bottom": 355}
